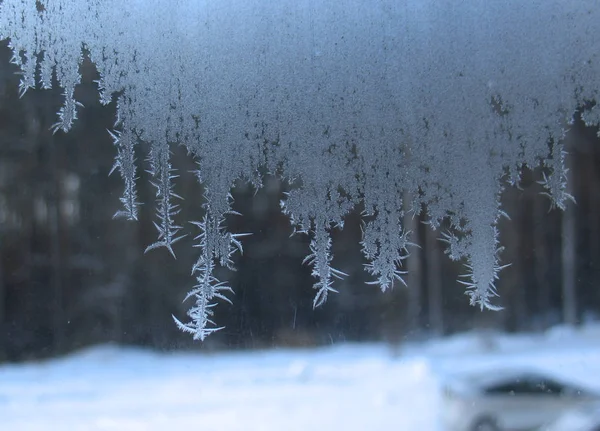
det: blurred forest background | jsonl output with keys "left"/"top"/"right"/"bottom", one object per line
{"left": 0, "top": 42, "right": 599, "bottom": 362}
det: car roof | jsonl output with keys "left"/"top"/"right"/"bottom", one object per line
{"left": 444, "top": 368, "right": 596, "bottom": 394}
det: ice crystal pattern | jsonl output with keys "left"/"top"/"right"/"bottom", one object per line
{"left": 1, "top": 0, "right": 599, "bottom": 339}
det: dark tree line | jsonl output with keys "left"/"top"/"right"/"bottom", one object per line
{"left": 0, "top": 43, "right": 599, "bottom": 361}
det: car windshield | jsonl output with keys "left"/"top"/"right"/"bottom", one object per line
{"left": 484, "top": 377, "right": 567, "bottom": 396}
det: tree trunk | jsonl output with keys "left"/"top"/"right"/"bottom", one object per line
{"left": 0, "top": 248, "right": 5, "bottom": 361}
{"left": 50, "top": 138, "right": 65, "bottom": 354}
{"left": 561, "top": 153, "right": 577, "bottom": 326}
{"left": 533, "top": 195, "right": 550, "bottom": 327}
{"left": 404, "top": 195, "right": 421, "bottom": 337}
{"left": 425, "top": 225, "right": 444, "bottom": 335}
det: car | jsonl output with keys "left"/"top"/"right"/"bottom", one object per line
{"left": 441, "top": 369, "right": 600, "bottom": 431}
{"left": 541, "top": 403, "right": 600, "bottom": 431}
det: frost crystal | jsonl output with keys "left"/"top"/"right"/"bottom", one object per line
{"left": 145, "top": 144, "right": 185, "bottom": 258}
{"left": 1, "top": 0, "right": 600, "bottom": 339}
{"left": 109, "top": 128, "right": 139, "bottom": 221}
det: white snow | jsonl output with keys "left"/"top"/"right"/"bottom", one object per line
{"left": 2, "top": 325, "right": 600, "bottom": 431}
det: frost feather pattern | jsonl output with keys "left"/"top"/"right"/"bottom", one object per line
{"left": 1, "top": 0, "right": 599, "bottom": 339}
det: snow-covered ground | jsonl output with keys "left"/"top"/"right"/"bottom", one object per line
{"left": 2, "top": 324, "right": 600, "bottom": 431}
